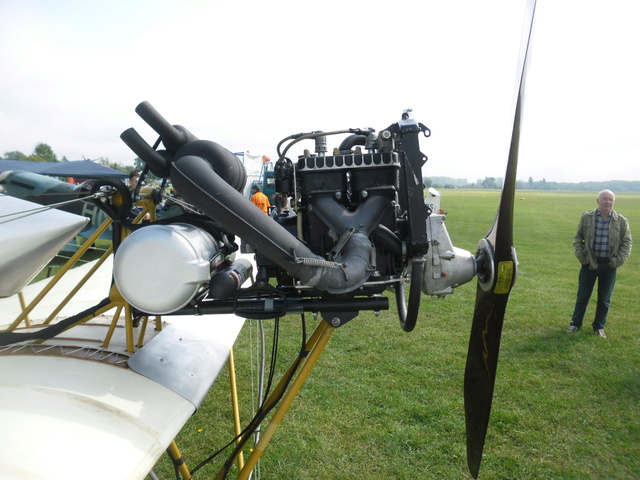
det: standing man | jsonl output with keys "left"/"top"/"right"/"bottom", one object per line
{"left": 567, "top": 189, "right": 632, "bottom": 338}
{"left": 127, "top": 169, "right": 150, "bottom": 222}
{"left": 250, "top": 185, "right": 271, "bottom": 214}
{"left": 129, "top": 169, "right": 141, "bottom": 190}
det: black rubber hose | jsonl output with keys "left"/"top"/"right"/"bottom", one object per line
{"left": 0, "top": 297, "right": 112, "bottom": 347}
{"left": 338, "top": 134, "right": 367, "bottom": 152}
{"left": 396, "top": 259, "right": 424, "bottom": 332}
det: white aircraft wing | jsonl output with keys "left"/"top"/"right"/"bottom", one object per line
{"left": 0, "top": 317, "right": 245, "bottom": 480}
{"left": 0, "top": 194, "right": 89, "bottom": 297}
{"left": 0, "top": 250, "right": 248, "bottom": 480}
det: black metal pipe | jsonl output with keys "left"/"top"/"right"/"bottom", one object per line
{"left": 166, "top": 296, "right": 389, "bottom": 317}
{"left": 120, "top": 128, "right": 173, "bottom": 178}
{"left": 135, "top": 101, "right": 198, "bottom": 154}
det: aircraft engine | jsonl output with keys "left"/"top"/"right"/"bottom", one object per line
{"left": 119, "top": 102, "right": 479, "bottom": 328}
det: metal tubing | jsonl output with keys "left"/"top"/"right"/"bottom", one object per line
{"left": 214, "top": 320, "right": 329, "bottom": 480}
{"left": 167, "top": 441, "right": 192, "bottom": 480}
{"left": 237, "top": 321, "right": 335, "bottom": 479}
{"left": 169, "top": 296, "right": 389, "bottom": 317}
{"left": 102, "top": 304, "right": 123, "bottom": 348}
{"left": 136, "top": 315, "right": 149, "bottom": 348}
{"left": 124, "top": 302, "right": 135, "bottom": 353}
{"left": 228, "top": 348, "right": 245, "bottom": 471}
{"left": 42, "top": 245, "right": 114, "bottom": 324}
{"left": 30, "top": 299, "right": 120, "bottom": 347}
{"left": 5, "top": 217, "right": 113, "bottom": 331}
{"left": 17, "top": 291, "right": 31, "bottom": 327}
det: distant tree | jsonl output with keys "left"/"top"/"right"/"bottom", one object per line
{"left": 133, "top": 157, "right": 145, "bottom": 171}
{"left": 100, "top": 159, "right": 129, "bottom": 175}
{"left": 423, "top": 177, "right": 433, "bottom": 189}
{"left": 528, "top": 176, "right": 534, "bottom": 188}
{"left": 481, "top": 177, "right": 498, "bottom": 189}
{"left": 3, "top": 151, "right": 27, "bottom": 160}
{"left": 29, "top": 143, "right": 58, "bottom": 162}
{"left": 61, "top": 156, "right": 69, "bottom": 162}
{"left": 70, "top": 156, "right": 130, "bottom": 175}
{"left": 93, "top": 157, "right": 112, "bottom": 166}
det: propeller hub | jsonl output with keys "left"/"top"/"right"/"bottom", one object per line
{"left": 475, "top": 238, "right": 495, "bottom": 292}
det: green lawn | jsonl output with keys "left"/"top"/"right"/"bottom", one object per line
{"left": 153, "top": 190, "right": 640, "bottom": 479}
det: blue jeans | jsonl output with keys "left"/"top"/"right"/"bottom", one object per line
{"left": 571, "top": 263, "right": 617, "bottom": 330}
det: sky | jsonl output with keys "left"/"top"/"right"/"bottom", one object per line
{"left": 0, "top": 0, "right": 638, "bottom": 184}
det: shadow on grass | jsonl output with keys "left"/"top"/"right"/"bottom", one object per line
{"left": 506, "top": 323, "right": 640, "bottom": 405}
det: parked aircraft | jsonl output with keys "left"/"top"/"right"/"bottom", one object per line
{"left": 0, "top": 1, "right": 536, "bottom": 478}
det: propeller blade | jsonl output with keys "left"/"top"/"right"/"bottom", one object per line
{"left": 464, "top": 1, "right": 537, "bottom": 477}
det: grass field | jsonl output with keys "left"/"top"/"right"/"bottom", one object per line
{"left": 153, "top": 190, "right": 640, "bottom": 480}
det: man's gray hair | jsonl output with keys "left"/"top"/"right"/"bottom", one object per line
{"left": 598, "top": 189, "right": 615, "bottom": 200}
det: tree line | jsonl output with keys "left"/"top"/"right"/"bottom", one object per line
{"left": 4, "top": 143, "right": 64, "bottom": 163}
{"left": 5, "top": 145, "right": 639, "bottom": 193}
{"left": 425, "top": 176, "right": 640, "bottom": 193}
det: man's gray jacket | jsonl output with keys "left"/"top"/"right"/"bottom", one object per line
{"left": 574, "top": 208, "right": 632, "bottom": 269}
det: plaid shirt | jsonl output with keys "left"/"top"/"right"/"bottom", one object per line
{"left": 593, "top": 209, "right": 611, "bottom": 258}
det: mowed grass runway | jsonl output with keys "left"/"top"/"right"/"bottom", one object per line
{"left": 154, "top": 190, "right": 640, "bottom": 480}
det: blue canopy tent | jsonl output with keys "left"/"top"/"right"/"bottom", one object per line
{"left": 0, "top": 160, "right": 127, "bottom": 179}
{"left": 0, "top": 159, "right": 44, "bottom": 173}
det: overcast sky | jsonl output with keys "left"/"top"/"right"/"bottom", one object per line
{"left": 1, "top": 0, "right": 638, "bottom": 183}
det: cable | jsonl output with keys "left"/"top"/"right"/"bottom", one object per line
{"left": 277, "top": 127, "right": 374, "bottom": 161}
{"left": 189, "top": 318, "right": 282, "bottom": 476}
{"left": 261, "top": 318, "right": 280, "bottom": 408}
{"left": 189, "top": 313, "right": 310, "bottom": 478}
{"left": 0, "top": 193, "right": 103, "bottom": 224}
{"left": 0, "top": 297, "right": 112, "bottom": 347}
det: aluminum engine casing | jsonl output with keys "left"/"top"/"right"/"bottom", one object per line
{"left": 423, "top": 214, "right": 477, "bottom": 296}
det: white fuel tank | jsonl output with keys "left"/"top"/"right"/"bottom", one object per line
{"left": 114, "top": 223, "right": 220, "bottom": 314}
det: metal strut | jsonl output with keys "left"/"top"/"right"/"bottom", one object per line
{"left": 215, "top": 319, "right": 336, "bottom": 480}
